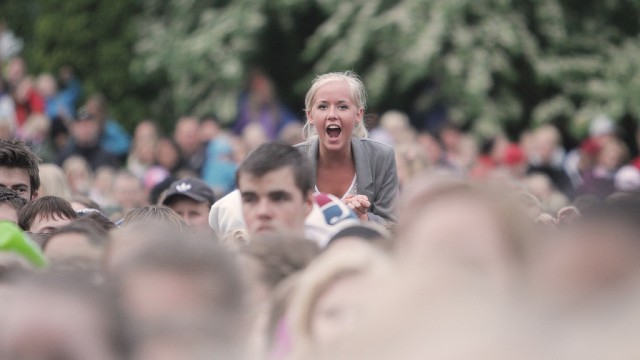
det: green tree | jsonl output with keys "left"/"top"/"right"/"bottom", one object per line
{"left": 134, "top": 0, "right": 640, "bottom": 140}
{"left": 2, "top": 0, "right": 166, "bottom": 132}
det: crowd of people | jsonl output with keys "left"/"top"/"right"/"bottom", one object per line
{"left": 2, "top": 49, "right": 640, "bottom": 359}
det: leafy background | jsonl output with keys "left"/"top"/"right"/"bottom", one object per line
{"left": 2, "top": 0, "right": 640, "bottom": 146}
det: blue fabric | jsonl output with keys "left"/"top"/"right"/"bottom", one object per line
{"left": 46, "top": 78, "right": 81, "bottom": 120}
{"left": 101, "top": 119, "right": 131, "bottom": 156}
{"left": 233, "top": 92, "right": 299, "bottom": 139}
{"left": 202, "top": 137, "right": 237, "bottom": 196}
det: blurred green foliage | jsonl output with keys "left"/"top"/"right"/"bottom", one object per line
{"left": 3, "top": 0, "right": 640, "bottom": 139}
{"left": 1, "top": 0, "right": 166, "bottom": 132}
{"left": 133, "top": 0, "right": 640, "bottom": 140}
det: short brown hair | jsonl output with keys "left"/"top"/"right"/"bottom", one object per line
{"left": 18, "top": 196, "right": 77, "bottom": 231}
{"left": 121, "top": 205, "right": 187, "bottom": 230}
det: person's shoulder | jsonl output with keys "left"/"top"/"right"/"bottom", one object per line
{"left": 358, "top": 138, "right": 395, "bottom": 155}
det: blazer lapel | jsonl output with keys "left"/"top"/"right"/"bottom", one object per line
{"left": 306, "top": 137, "right": 320, "bottom": 189}
{"left": 352, "top": 138, "right": 374, "bottom": 198}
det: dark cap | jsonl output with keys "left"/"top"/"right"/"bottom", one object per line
{"left": 161, "top": 178, "right": 216, "bottom": 206}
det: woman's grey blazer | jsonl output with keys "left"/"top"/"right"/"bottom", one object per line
{"left": 295, "top": 137, "right": 399, "bottom": 225}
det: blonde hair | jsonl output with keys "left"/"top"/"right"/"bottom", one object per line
{"left": 38, "top": 163, "right": 72, "bottom": 200}
{"left": 303, "top": 71, "right": 368, "bottom": 139}
{"left": 288, "top": 242, "right": 390, "bottom": 356}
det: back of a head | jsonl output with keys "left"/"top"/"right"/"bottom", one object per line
{"left": 288, "top": 242, "right": 391, "bottom": 354}
{"left": 114, "top": 235, "right": 247, "bottom": 357}
{"left": 75, "top": 208, "right": 117, "bottom": 231}
{"left": 3, "top": 260, "right": 128, "bottom": 359}
{"left": 121, "top": 205, "right": 187, "bottom": 230}
{"left": 44, "top": 217, "right": 110, "bottom": 253}
{"left": 71, "top": 195, "right": 102, "bottom": 212}
{"left": 106, "top": 222, "right": 183, "bottom": 270}
{"left": 380, "top": 110, "right": 410, "bottom": 136}
{"left": 327, "top": 222, "right": 393, "bottom": 252}
{"left": 241, "top": 234, "right": 321, "bottom": 291}
{"left": 581, "top": 196, "right": 640, "bottom": 233}
{"left": 117, "top": 235, "right": 245, "bottom": 315}
{"left": 236, "top": 142, "right": 313, "bottom": 196}
{"left": 396, "top": 177, "right": 533, "bottom": 289}
{"left": 84, "top": 93, "right": 109, "bottom": 120}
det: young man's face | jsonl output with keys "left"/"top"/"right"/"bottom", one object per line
{"left": 165, "top": 197, "right": 211, "bottom": 229}
{"left": 238, "top": 166, "right": 312, "bottom": 237}
{"left": 29, "top": 214, "right": 73, "bottom": 234}
{"left": 0, "top": 167, "right": 35, "bottom": 201}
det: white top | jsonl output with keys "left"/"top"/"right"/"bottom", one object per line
{"left": 315, "top": 175, "right": 357, "bottom": 200}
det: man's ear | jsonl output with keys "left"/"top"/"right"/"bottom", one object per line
{"left": 356, "top": 108, "right": 364, "bottom": 123}
{"left": 30, "top": 190, "right": 38, "bottom": 201}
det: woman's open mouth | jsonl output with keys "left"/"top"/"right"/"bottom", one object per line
{"left": 326, "top": 124, "right": 341, "bottom": 139}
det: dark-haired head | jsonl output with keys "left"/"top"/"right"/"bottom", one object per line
{"left": 236, "top": 142, "right": 312, "bottom": 197}
{"left": 18, "top": 196, "right": 77, "bottom": 232}
{"left": 0, "top": 187, "right": 28, "bottom": 223}
{"left": 0, "top": 139, "right": 41, "bottom": 200}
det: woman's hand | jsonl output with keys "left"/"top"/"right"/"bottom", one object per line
{"left": 343, "top": 195, "right": 370, "bottom": 221}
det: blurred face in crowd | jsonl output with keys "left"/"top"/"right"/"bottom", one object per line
{"left": 307, "top": 79, "right": 363, "bottom": 153}
{"left": 155, "top": 138, "right": 180, "bottom": 171}
{"left": 15, "top": 78, "right": 33, "bottom": 103}
{"left": 174, "top": 118, "right": 200, "bottom": 157}
{"left": 71, "top": 117, "right": 101, "bottom": 147}
{"left": 238, "top": 166, "right": 312, "bottom": 237}
{"left": 597, "top": 140, "right": 626, "bottom": 171}
{"left": 0, "top": 167, "right": 36, "bottom": 201}
{"left": 199, "top": 118, "right": 220, "bottom": 143}
{"left": 29, "top": 213, "right": 73, "bottom": 234}
{"left": 133, "top": 121, "right": 158, "bottom": 164}
{"left": 36, "top": 73, "right": 57, "bottom": 98}
{"left": 63, "top": 157, "right": 92, "bottom": 195}
{"left": 6, "top": 57, "right": 26, "bottom": 86}
{"left": 165, "top": 197, "right": 211, "bottom": 229}
{"left": 84, "top": 98, "right": 107, "bottom": 122}
{"left": 440, "top": 127, "right": 461, "bottom": 152}
{"left": 113, "top": 174, "right": 145, "bottom": 211}
{"left": 532, "top": 126, "right": 560, "bottom": 165}
{"left": 417, "top": 132, "right": 443, "bottom": 164}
